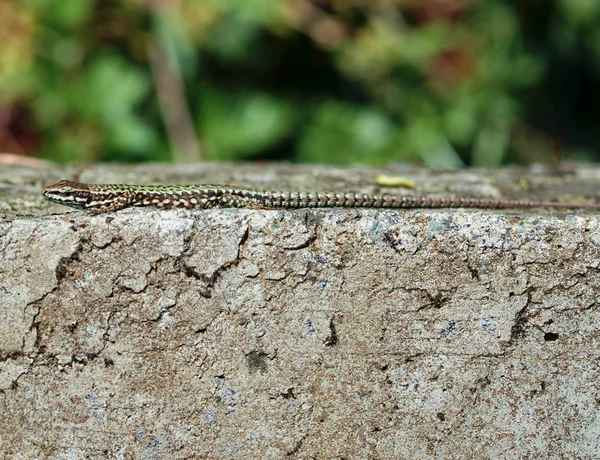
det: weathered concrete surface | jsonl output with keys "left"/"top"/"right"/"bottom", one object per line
{"left": 1, "top": 163, "right": 600, "bottom": 458}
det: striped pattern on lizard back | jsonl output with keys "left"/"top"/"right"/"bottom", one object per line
{"left": 41, "top": 180, "right": 600, "bottom": 214}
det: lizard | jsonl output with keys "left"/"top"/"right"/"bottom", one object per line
{"left": 41, "top": 180, "right": 600, "bottom": 214}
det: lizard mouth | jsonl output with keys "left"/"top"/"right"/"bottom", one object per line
{"left": 41, "top": 189, "right": 65, "bottom": 204}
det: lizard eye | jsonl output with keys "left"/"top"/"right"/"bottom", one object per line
{"left": 75, "top": 191, "right": 91, "bottom": 203}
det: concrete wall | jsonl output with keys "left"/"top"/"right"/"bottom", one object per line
{"left": 1, "top": 164, "right": 599, "bottom": 458}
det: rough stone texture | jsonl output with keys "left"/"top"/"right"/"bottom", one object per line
{"left": 1, "top": 163, "right": 600, "bottom": 458}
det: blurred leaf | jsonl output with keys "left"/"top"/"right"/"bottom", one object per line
{"left": 559, "top": 0, "right": 600, "bottom": 26}
{"left": 206, "top": 0, "right": 282, "bottom": 24}
{"left": 198, "top": 90, "right": 297, "bottom": 160}
{"left": 44, "top": 123, "right": 101, "bottom": 163}
{"left": 203, "top": 16, "right": 263, "bottom": 61}
{"left": 74, "top": 54, "right": 150, "bottom": 120}
{"left": 442, "top": 92, "right": 478, "bottom": 146}
{"left": 107, "top": 114, "right": 158, "bottom": 154}
{"left": 296, "top": 101, "right": 402, "bottom": 164}
{"left": 471, "top": 93, "right": 516, "bottom": 166}
{"left": 50, "top": 37, "right": 84, "bottom": 69}
{"left": 404, "top": 118, "right": 464, "bottom": 168}
{"left": 41, "top": 0, "right": 94, "bottom": 29}
{"left": 32, "top": 54, "right": 154, "bottom": 161}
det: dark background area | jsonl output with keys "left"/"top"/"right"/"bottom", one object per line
{"left": 1, "top": 0, "right": 599, "bottom": 166}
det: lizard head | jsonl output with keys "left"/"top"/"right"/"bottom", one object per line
{"left": 42, "top": 180, "right": 92, "bottom": 209}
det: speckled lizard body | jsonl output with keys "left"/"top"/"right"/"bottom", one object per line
{"left": 42, "top": 180, "right": 599, "bottom": 214}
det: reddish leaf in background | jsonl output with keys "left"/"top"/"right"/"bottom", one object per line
{"left": 412, "top": 0, "right": 472, "bottom": 24}
{"left": 0, "top": 103, "right": 41, "bottom": 155}
{"left": 430, "top": 45, "right": 474, "bottom": 87}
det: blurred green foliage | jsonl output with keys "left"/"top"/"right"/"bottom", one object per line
{"left": 1, "top": 0, "right": 600, "bottom": 166}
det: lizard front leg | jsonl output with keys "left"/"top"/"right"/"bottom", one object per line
{"left": 90, "top": 191, "right": 135, "bottom": 214}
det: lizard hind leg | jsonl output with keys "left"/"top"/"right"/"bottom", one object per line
{"left": 218, "top": 194, "right": 246, "bottom": 208}
{"left": 218, "top": 194, "right": 270, "bottom": 209}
